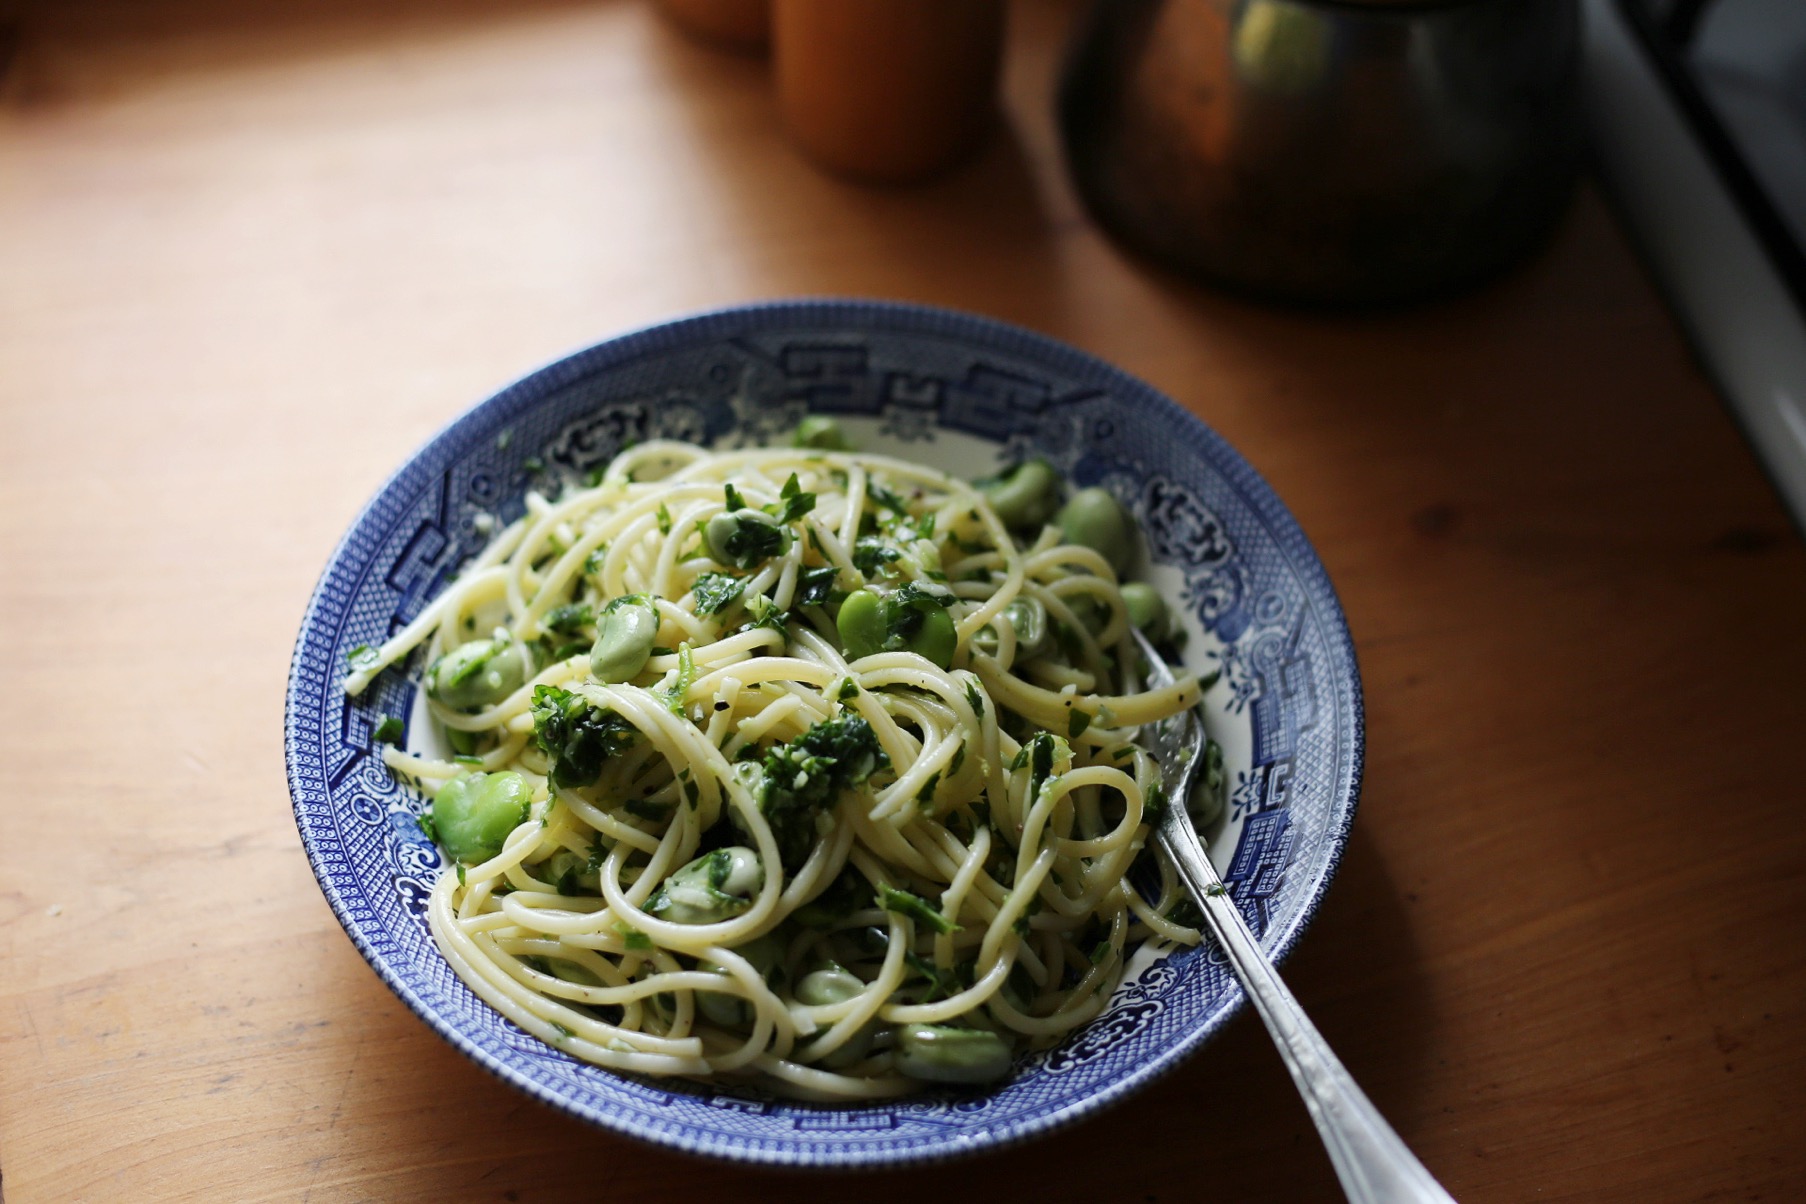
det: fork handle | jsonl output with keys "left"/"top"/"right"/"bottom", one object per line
{"left": 1157, "top": 828, "right": 1458, "bottom": 1204}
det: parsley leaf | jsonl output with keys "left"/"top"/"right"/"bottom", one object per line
{"left": 866, "top": 480, "right": 910, "bottom": 515}
{"left": 664, "top": 644, "right": 696, "bottom": 716}
{"left": 796, "top": 564, "right": 844, "bottom": 606}
{"left": 772, "top": 473, "right": 817, "bottom": 524}
{"left": 692, "top": 572, "right": 746, "bottom": 616}
{"left": 756, "top": 714, "right": 889, "bottom": 871}
{"left": 543, "top": 603, "right": 594, "bottom": 635}
{"left": 371, "top": 716, "right": 404, "bottom": 745}
{"left": 531, "top": 685, "right": 639, "bottom": 788}
{"left": 880, "top": 885, "right": 959, "bottom": 934}
{"left": 852, "top": 537, "right": 901, "bottom": 576}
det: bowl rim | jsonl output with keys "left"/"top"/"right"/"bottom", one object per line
{"left": 284, "top": 297, "right": 1365, "bottom": 1169}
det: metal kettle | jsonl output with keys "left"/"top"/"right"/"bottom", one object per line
{"left": 1058, "top": 0, "right": 1582, "bottom": 307}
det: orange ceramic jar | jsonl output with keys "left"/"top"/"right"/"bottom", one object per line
{"left": 773, "top": 0, "right": 1006, "bottom": 184}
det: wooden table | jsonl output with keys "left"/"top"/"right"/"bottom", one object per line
{"left": 4, "top": 1, "right": 1803, "bottom": 1199}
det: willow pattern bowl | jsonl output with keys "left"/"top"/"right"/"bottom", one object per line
{"left": 283, "top": 299, "right": 1362, "bottom": 1168}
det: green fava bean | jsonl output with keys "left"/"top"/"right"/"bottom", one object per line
{"left": 796, "top": 967, "right": 864, "bottom": 1006}
{"left": 907, "top": 605, "right": 957, "bottom": 670}
{"left": 428, "top": 636, "right": 527, "bottom": 710}
{"left": 836, "top": 589, "right": 886, "bottom": 660}
{"left": 980, "top": 458, "right": 1062, "bottom": 530}
{"left": 705, "top": 509, "right": 791, "bottom": 569}
{"left": 894, "top": 1024, "right": 1013, "bottom": 1085}
{"left": 792, "top": 415, "right": 853, "bottom": 451}
{"left": 1057, "top": 487, "right": 1136, "bottom": 574}
{"left": 974, "top": 596, "right": 1050, "bottom": 659}
{"left": 798, "top": 967, "right": 877, "bottom": 1068}
{"left": 1004, "top": 597, "right": 1050, "bottom": 657}
{"left": 590, "top": 595, "right": 659, "bottom": 682}
{"left": 1120, "top": 581, "right": 1169, "bottom": 641}
{"left": 646, "top": 846, "right": 764, "bottom": 924}
{"left": 432, "top": 771, "right": 532, "bottom": 864}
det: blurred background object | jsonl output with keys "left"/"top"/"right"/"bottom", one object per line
{"left": 773, "top": 0, "right": 1006, "bottom": 184}
{"left": 656, "top": 0, "right": 770, "bottom": 52}
{"left": 1586, "top": 0, "right": 1806, "bottom": 527}
{"left": 1057, "top": 0, "right": 1583, "bottom": 307}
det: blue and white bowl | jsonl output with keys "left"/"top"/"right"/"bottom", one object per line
{"left": 284, "top": 299, "right": 1363, "bottom": 1168}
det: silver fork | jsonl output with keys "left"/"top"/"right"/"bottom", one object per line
{"left": 1132, "top": 627, "right": 1457, "bottom": 1204}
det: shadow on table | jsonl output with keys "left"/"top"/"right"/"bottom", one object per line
{"left": 0, "top": 0, "right": 602, "bottom": 104}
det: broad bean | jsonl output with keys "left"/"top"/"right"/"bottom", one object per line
{"left": 705, "top": 509, "right": 791, "bottom": 569}
{"left": 590, "top": 594, "right": 660, "bottom": 682}
{"left": 432, "top": 771, "right": 532, "bottom": 864}
{"left": 1056, "top": 487, "right": 1136, "bottom": 574}
{"left": 427, "top": 636, "right": 527, "bottom": 710}
{"left": 792, "top": 415, "right": 853, "bottom": 451}
{"left": 979, "top": 459, "right": 1062, "bottom": 530}
{"left": 1120, "top": 581, "right": 1169, "bottom": 641}
{"left": 893, "top": 1024, "right": 1013, "bottom": 1084}
{"left": 646, "top": 846, "right": 764, "bottom": 924}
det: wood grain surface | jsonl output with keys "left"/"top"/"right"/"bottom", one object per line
{"left": 2, "top": 1, "right": 1804, "bottom": 1200}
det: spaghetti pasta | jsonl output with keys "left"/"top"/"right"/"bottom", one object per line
{"left": 344, "top": 435, "right": 1210, "bottom": 1099}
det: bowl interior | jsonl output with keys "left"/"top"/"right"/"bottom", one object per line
{"left": 284, "top": 300, "right": 1362, "bottom": 1168}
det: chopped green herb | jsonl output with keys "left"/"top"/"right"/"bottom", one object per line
{"left": 711, "top": 513, "right": 787, "bottom": 568}
{"left": 963, "top": 679, "right": 985, "bottom": 716}
{"left": 866, "top": 480, "right": 909, "bottom": 515}
{"left": 452, "top": 754, "right": 483, "bottom": 766}
{"left": 1067, "top": 709, "right": 1092, "bottom": 739}
{"left": 619, "top": 925, "right": 653, "bottom": 951}
{"left": 665, "top": 644, "right": 697, "bottom": 715}
{"left": 905, "top": 951, "right": 966, "bottom": 1000}
{"left": 723, "top": 483, "right": 746, "bottom": 512}
{"left": 796, "top": 564, "right": 844, "bottom": 607}
{"left": 623, "top": 798, "right": 673, "bottom": 821}
{"left": 915, "top": 771, "right": 942, "bottom": 810}
{"left": 531, "top": 685, "right": 639, "bottom": 788}
{"left": 523, "top": 456, "right": 545, "bottom": 474}
{"left": 772, "top": 473, "right": 817, "bottom": 524}
{"left": 692, "top": 572, "right": 745, "bottom": 616}
{"left": 656, "top": 502, "right": 672, "bottom": 535}
{"left": 757, "top": 714, "right": 889, "bottom": 871}
{"left": 543, "top": 602, "right": 594, "bottom": 635}
{"left": 1165, "top": 898, "right": 1204, "bottom": 928}
{"left": 852, "top": 537, "right": 901, "bottom": 576}
{"left": 346, "top": 644, "right": 382, "bottom": 673}
{"left": 417, "top": 812, "right": 439, "bottom": 842}
{"left": 880, "top": 885, "right": 959, "bottom": 934}
{"left": 836, "top": 677, "right": 860, "bottom": 702}
{"left": 372, "top": 716, "right": 404, "bottom": 745}
{"left": 744, "top": 597, "right": 789, "bottom": 635}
